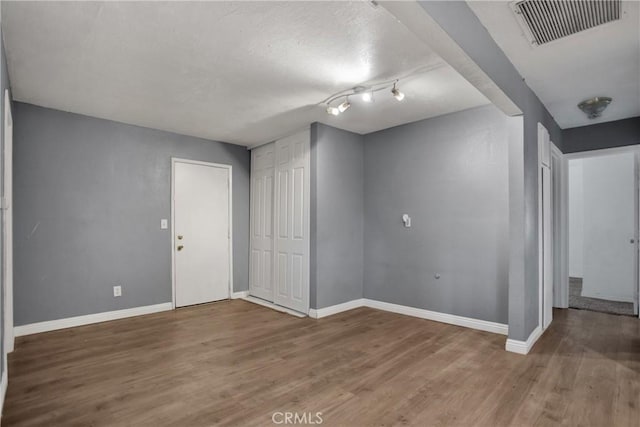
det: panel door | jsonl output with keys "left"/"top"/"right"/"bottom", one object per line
{"left": 249, "top": 143, "right": 275, "bottom": 302}
{"left": 273, "top": 131, "right": 310, "bottom": 314}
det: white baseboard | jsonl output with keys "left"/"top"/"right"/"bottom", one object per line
{"left": 243, "top": 296, "right": 306, "bottom": 318}
{"left": 309, "top": 299, "right": 367, "bottom": 319}
{"left": 307, "top": 298, "right": 508, "bottom": 335}
{"left": 5, "top": 331, "right": 14, "bottom": 354}
{"left": 505, "top": 325, "right": 543, "bottom": 355}
{"left": 364, "top": 299, "right": 509, "bottom": 335}
{"left": 231, "top": 291, "right": 250, "bottom": 299}
{"left": 0, "top": 359, "right": 7, "bottom": 420}
{"left": 14, "top": 302, "right": 173, "bottom": 337}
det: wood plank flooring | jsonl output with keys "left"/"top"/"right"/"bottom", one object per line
{"left": 3, "top": 300, "right": 639, "bottom": 426}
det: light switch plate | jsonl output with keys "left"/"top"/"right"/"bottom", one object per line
{"left": 160, "top": 219, "right": 168, "bottom": 229}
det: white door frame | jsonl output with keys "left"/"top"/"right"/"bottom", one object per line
{"left": 3, "top": 90, "right": 13, "bottom": 353}
{"left": 551, "top": 142, "right": 569, "bottom": 309}
{"left": 170, "top": 158, "right": 233, "bottom": 309}
{"left": 538, "top": 124, "right": 573, "bottom": 328}
{"left": 564, "top": 145, "right": 640, "bottom": 318}
{"left": 538, "top": 123, "right": 553, "bottom": 331}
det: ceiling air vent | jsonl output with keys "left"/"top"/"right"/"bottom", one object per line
{"left": 512, "top": 0, "right": 621, "bottom": 46}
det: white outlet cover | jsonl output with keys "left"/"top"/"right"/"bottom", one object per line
{"left": 113, "top": 285, "right": 122, "bottom": 297}
{"left": 160, "top": 219, "right": 168, "bottom": 229}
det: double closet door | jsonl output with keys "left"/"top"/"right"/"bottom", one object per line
{"left": 249, "top": 130, "right": 310, "bottom": 314}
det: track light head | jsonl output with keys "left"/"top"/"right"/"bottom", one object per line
{"left": 338, "top": 99, "right": 351, "bottom": 113}
{"left": 392, "top": 83, "right": 405, "bottom": 101}
{"left": 326, "top": 106, "right": 340, "bottom": 116}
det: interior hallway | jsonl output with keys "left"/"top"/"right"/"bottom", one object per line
{"left": 3, "top": 301, "right": 639, "bottom": 426}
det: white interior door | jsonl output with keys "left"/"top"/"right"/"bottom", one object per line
{"left": 173, "top": 159, "right": 231, "bottom": 307}
{"left": 3, "top": 90, "right": 14, "bottom": 353}
{"left": 581, "top": 152, "right": 637, "bottom": 306}
{"left": 249, "top": 143, "right": 275, "bottom": 302}
{"left": 273, "top": 131, "right": 310, "bottom": 314}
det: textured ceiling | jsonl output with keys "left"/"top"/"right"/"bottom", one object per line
{"left": 2, "top": 1, "right": 489, "bottom": 146}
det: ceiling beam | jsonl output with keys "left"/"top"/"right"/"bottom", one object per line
{"left": 380, "top": 1, "right": 522, "bottom": 117}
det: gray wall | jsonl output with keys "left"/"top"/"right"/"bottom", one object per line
{"left": 13, "top": 103, "right": 250, "bottom": 326}
{"left": 0, "top": 25, "right": 10, "bottom": 378}
{"left": 419, "top": 1, "right": 563, "bottom": 340}
{"left": 363, "top": 105, "right": 510, "bottom": 324}
{"left": 562, "top": 117, "right": 640, "bottom": 153}
{"left": 310, "top": 123, "right": 364, "bottom": 309}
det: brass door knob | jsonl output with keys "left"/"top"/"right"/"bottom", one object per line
{"left": 177, "top": 245, "right": 184, "bottom": 251}
{"left": 177, "top": 235, "right": 183, "bottom": 240}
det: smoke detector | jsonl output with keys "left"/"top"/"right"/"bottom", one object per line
{"left": 578, "top": 97, "right": 612, "bottom": 119}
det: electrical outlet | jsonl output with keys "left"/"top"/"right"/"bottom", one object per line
{"left": 160, "top": 219, "right": 168, "bottom": 229}
{"left": 113, "top": 285, "right": 122, "bottom": 297}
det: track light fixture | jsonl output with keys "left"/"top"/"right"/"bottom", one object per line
{"left": 392, "top": 83, "right": 405, "bottom": 101}
{"left": 324, "top": 79, "right": 406, "bottom": 115}
{"left": 326, "top": 106, "right": 340, "bottom": 116}
{"left": 338, "top": 98, "right": 351, "bottom": 112}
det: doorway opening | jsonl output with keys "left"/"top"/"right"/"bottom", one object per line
{"left": 567, "top": 149, "right": 639, "bottom": 317}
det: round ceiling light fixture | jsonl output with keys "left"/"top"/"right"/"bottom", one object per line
{"left": 578, "top": 96, "right": 612, "bottom": 119}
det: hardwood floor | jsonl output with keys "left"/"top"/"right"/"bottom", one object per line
{"left": 3, "top": 300, "right": 640, "bottom": 426}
